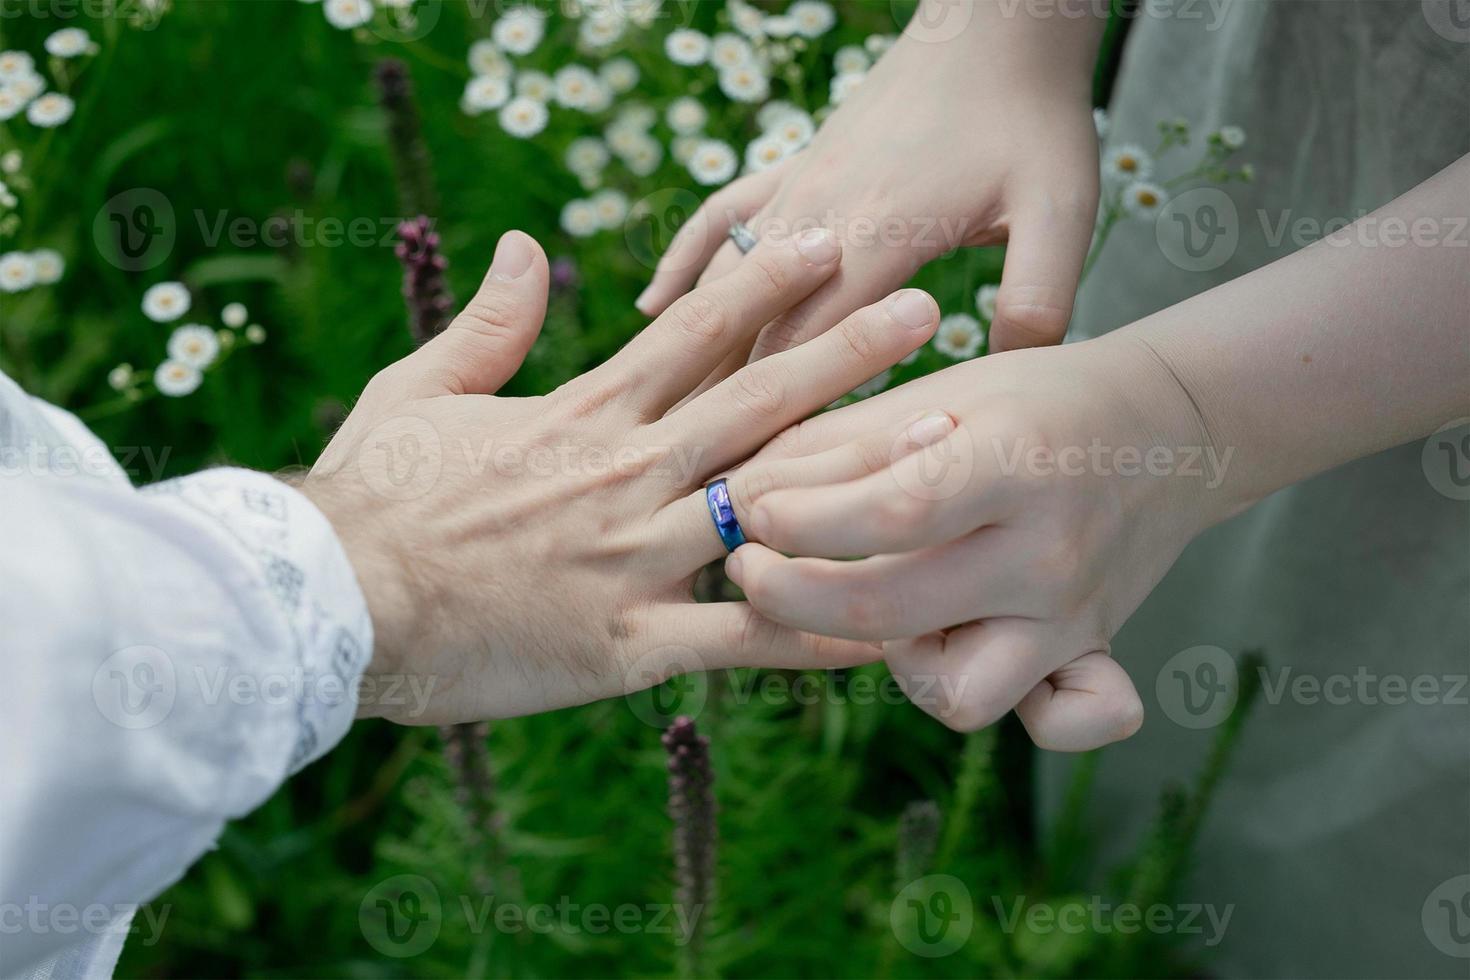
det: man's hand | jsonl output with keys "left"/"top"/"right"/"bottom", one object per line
{"left": 301, "top": 228, "right": 943, "bottom": 724}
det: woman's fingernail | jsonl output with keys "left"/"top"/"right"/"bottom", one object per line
{"left": 795, "top": 227, "right": 840, "bottom": 264}
{"left": 489, "top": 230, "right": 534, "bottom": 281}
{"left": 634, "top": 285, "right": 656, "bottom": 314}
{"left": 888, "top": 289, "right": 935, "bottom": 329}
{"left": 905, "top": 412, "right": 956, "bottom": 449}
{"left": 725, "top": 549, "right": 744, "bottom": 582}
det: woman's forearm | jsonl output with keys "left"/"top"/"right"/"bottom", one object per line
{"left": 1127, "top": 154, "right": 1470, "bottom": 520}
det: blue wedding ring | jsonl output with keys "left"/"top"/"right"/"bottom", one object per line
{"left": 705, "top": 478, "right": 747, "bottom": 552}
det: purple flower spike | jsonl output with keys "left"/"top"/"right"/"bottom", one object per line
{"left": 663, "top": 715, "right": 716, "bottom": 972}
{"left": 395, "top": 216, "right": 454, "bottom": 345}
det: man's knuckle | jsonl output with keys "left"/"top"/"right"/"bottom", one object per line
{"left": 731, "top": 369, "right": 787, "bottom": 419}
{"left": 748, "top": 253, "right": 790, "bottom": 295}
{"left": 668, "top": 293, "right": 727, "bottom": 343}
{"left": 836, "top": 321, "right": 879, "bottom": 365}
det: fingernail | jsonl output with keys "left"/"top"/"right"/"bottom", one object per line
{"left": 905, "top": 412, "right": 955, "bottom": 449}
{"left": 489, "top": 230, "right": 534, "bottom": 281}
{"left": 888, "top": 289, "right": 935, "bottom": 329}
{"left": 795, "top": 227, "right": 840, "bottom": 264}
{"left": 725, "top": 549, "right": 744, "bottom": 583}
{"left": 634, "top": 285, "right": 656, "bottom": 314}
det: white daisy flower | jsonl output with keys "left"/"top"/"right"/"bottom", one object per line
{"left": 30, "top": 249, "right": 63, "bottom": 285}
{"left": 789, "top": 0, "right": 836, "bottom": 38}
{"left": 620, "top": 135, "right": 664, "bottom": 176}
{"left": 1093, "top": 107, "right": 1109, "bottom": 141}
{"left": 0, "top": 90, "right": 24, "bottom": 125}
{"left": 579, "top": 10, "right": 626, "bottom": 49}
{"left": 553, "top": 64, "right": 600, "bottom": 109}
{"left": 665, "top": 29, "right": 710, "bottom": 66}
{"left": 1123, "top": 180, "right": 1168, "bottom": 219}
{"left": 167, "top": 324, "right": 221, "bottom": 369}
{"left": 107, "top": 364, "right": 134, "bottom": 391}
{"left": 718, "top": 64, "right": 769, "bottom": 103}
{"left": 0, "top": 51, "right": 34, "bottom": 79}
{"left": 0, "top": 150, "right": 19, "bottom": 173}
{"left": 933, "top": 313, "right": 985, "bottom": 360}
{"left": 975, "top": 284, "right": 998, "bottom": 321}
{"left": 864, "top": 33, "right": 896, "bottom": 57}
{"left": 600, "top": 57, "right": 639, "bottom": 94}
{"left": 26, "top": 92, "right": 73, "bottom": 128}
{"left": 1217, "top": 124, "right": 1246, "bottom": 150}
{"left": 582, "top": 79, "right": 613, "bottom": 114}
{"left": 850, "top": 369, "right": 891, "bottom": 399}
{"left": 829, "top": 71, "right": 865, "bottom": 106}
{"left": 154, "top": 360, "right": 203, "bottom": 397}
{"left": 560, "top": 198, "right": 600, "bottom": 238}
{"left": 461, "top": 74, "right": 511, "bottom": 114}
{"left": 763, "top": 15, "right": 797, "bottom": 39}
{"left": 756, "top": 100, "right": 799, "bottom": 130}
{"left": 0, "top": 251, "right": 36, "bottom": 292}
{"left": 687, "top": 139, "right": 737, "bottom": 186}
{"left": 709, "top": 33, "right": 754, "bottom": 70}
{"left": 493, "top": 7, "right": 546, "bottom": 55}
{"left": 666, "top": 96, "right": 707, "bottom": 135}
{"left": 323, "top": 0, "right": 373, "bottom": 30}
{"left": 499, "top": 96, "right": 549, "bottom": 138}
{"left": 566, "top": 137, "right": 611, "bottom": 174}
{"left": 141, "top": 282, "right": 191, "bottom": 323}
{"left": 468, "top": 39, "right": 511, "bottom": 77}
{"left": 7, "top": 71, "right": 43, "bottom": 102}
{"left": 728, "top": 0, "right": 766, "bottom": 39}
{"left": 1102, "top": 144, "right": 1153, "bottom": 183}
{"left": 221, "top": 302, "right": 249, "bottom": 329}
{"left": 515, "top": 69, "right": 553, "bottom": 101}
{"left": 613, "top": 102, "right": 656, "bottom": 131}
{"left": 744, "top": 132, "right": 787, "bottom": 173}
{"left": 605, "top": 122, "right": 646, "bottom": 156}
{"left": 591, "top": 188, "right": 629, "bottom": 229}
{"left": 769, "top": 110, "right": 814, "bottom": 149}
{"left": 671, "top": 134, "right": 701, "bottom": 165}
{"left": 45, "top": 28, "right": 94, "bottom": 59}
{"left": 833, "top": 45, "right": 870, "bottom": 75}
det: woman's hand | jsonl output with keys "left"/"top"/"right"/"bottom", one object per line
{"left": 636, "top": 1, "right": 1104, "bottom": 360}
{"left": 301, "top": 228, "right": 941, "bottom": 725}
{"left": 717, "top": 336, "right": 1223, "bottom": 750}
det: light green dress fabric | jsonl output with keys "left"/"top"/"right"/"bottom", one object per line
{"left": 1039, "top": 2, "right": 1470, "bottom": 976}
